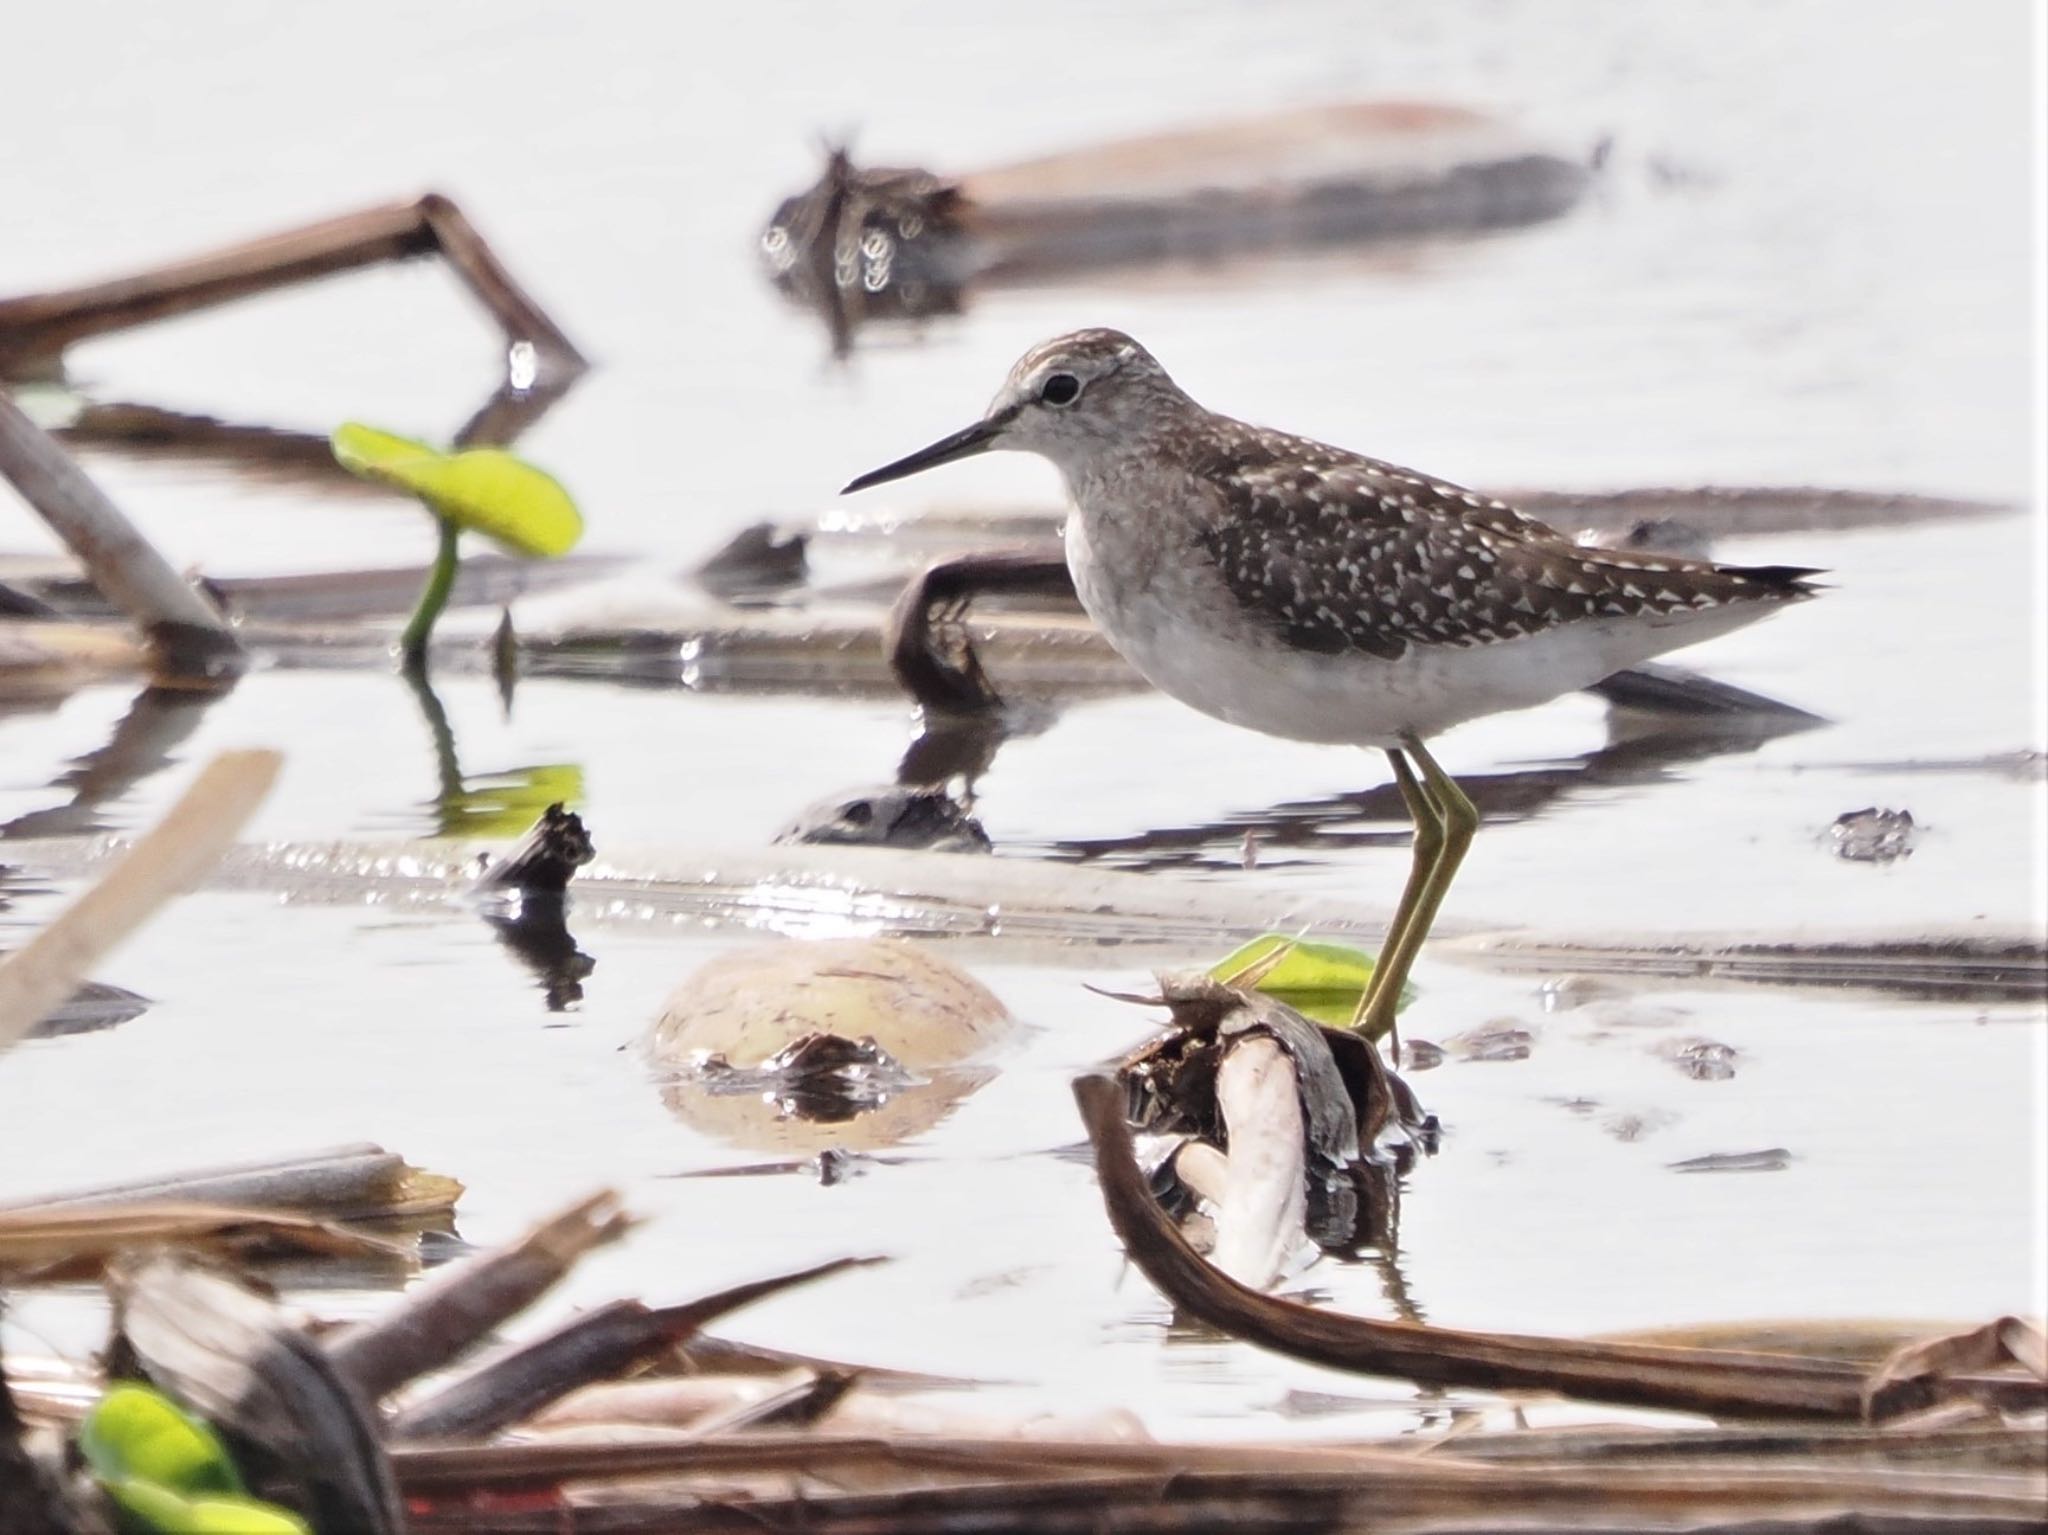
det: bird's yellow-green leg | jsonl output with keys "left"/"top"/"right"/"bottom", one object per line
{"left": 1350, "top": 749, "right": 1444, "bottom": 1053}
{"left": 1357, "top": 737, "right": 1478, "bottom": 1042}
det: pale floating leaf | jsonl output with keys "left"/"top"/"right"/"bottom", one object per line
{"left": 1208, "top": 932, "right": 1412, "bottom": 1032}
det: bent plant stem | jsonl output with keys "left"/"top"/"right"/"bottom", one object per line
{"left": 401, "top": 514, "right": 462, "bottom": 670}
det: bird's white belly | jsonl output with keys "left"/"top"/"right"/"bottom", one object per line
{"left": 1065, "top": 513, "right": 1741, "bottom": 747}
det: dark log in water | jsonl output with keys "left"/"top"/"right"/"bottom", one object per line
{"left": 762, "top": 104, "right": 1594, "bottom": 347}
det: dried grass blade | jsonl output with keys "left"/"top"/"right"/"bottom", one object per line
{"left": 0, "top": 750, "right": 279, "bottom": 1055}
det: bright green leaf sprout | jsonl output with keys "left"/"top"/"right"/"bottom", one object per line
{"left": 330, "top": 423, "right": 582, "bottom": 669}
{"left": 81, "top": 1384, "right": 311, "bottom": 1535}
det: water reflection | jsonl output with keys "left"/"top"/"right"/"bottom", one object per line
{"left": 475, "top": 890, "right": 594, "bottom": 1013}
{"left": 1046, "top": 695, "right": 1823, "bottom": 873}
{"left": 403, "top": 667, "right": 594, "bottom": 1011}
{"left": 0, "top": 682, "right": 229, "bottom": 841}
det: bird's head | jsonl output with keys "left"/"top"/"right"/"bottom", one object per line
{"left": 842, "top": 328, "right": 1185, "bottom": 492}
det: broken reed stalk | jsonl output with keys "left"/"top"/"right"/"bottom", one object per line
{"left": 327, "top": 1190, "right": 633, "bottom": 1403}
{"left": 0, "top": 1143, "right": 459, "bottom": 1222}
{"left": 0, "top": 195, "right": 586, "bottom": 382}
{"left": 0, "top": 751, "right": 280, "bottom": 1056}
{"left": 1069, "top": 1073, "right": 2046, "bottom": 1423}
{"left": 0, "top": 1202, "right": 413, "bottom": 1281}
{"left": 0, "top": 390, "right": 242, "bottom": 681}
{"left": 389, "top": 1255, "right": 877, "bottom": 1442}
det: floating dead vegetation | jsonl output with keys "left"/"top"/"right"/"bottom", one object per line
{"left": 0, "top": 392, "right": 241, "bottom": 684}
{"left": 1073, "top": 1073, "right": 2046, "bottom": 1426}
{"left": 1115, "top": 972, "right": 1433, "bottom": 1290}
{"left": 13, "top": 979, "right": 148, "bottom": 1041}
{"left": 5, "top": 1168, "right": 2042, "bottom": 1533}
{"left": 2, "top": 783, "right": 2039, "bottom": 1528}
{"left": 0, "top": 1147, "right": 463, "bottom": 1285}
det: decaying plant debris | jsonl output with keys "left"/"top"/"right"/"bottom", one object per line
{"left": 5, "top": 1178, "right": 2042, "bottom": 1535}
{"left": 0, "top": 761, "right": 2038, "bottom": 1526}
{"left": 1116, "top": 973, "right": 1433, "bottom": 1288}
{"left": 1074, "top": 1072, "right": 2047, "bottom": 1426}
{"left": 0, "top": 1144, "right": 463, "bottom": 1283}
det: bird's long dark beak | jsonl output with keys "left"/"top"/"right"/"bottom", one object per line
{"left": 842, "top": 414, "right": 1006, "bottom": 494}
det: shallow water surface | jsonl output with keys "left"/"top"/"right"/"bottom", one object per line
{"left": 2, "top": 0, "right": 2042, "bottom": 1432}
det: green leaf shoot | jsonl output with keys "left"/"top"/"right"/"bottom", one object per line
{"left": 330, "top": 424, "right": 581, "bottom": 558}
{"left": 80, "top": 1384, "right": 312, "bottom": 1534}
{"left": 329, "top": 423, "right": 582, "bottom": 668}
{"left": 1208, "top": 932, "right": 1413, "bottom": 1035}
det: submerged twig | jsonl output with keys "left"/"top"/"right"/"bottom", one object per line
{"left": 473, "top": 803, "right": 595, "bottom": 896}
{"left": 885, "top": 547, "right": 1076, "bottom": 713}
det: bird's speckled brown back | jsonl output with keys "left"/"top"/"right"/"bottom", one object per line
{"left": 1174, "top": 416, "right": 1819, "bottom": 661}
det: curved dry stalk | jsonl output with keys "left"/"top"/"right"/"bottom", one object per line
{"left": 1071, "top": 1073, "right": 2046, "bottom": 1422}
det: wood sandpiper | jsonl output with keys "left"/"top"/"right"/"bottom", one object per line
{"left": 844, "top": 328, "right": 1820, "bottom": 1037}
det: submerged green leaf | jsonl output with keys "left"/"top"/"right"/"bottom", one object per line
{"left": 80, "top": 1383, "right": 243, "bottom": 1496}
{"left": 1208, "top": 932, "right": 1413, "bottom": 1033}
{"left": 81, "top": 1384, "right": 311, "bottom": 1534}
{"left": 330, "top": 423, "right": 582, "bottom": 558}
{"left": 104, "top": 1480, "right": 312, "bottom": 1535}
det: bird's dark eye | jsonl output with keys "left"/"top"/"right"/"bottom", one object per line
{"left": 1039, "top": 372, "right": 1082, "bottom": 407}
